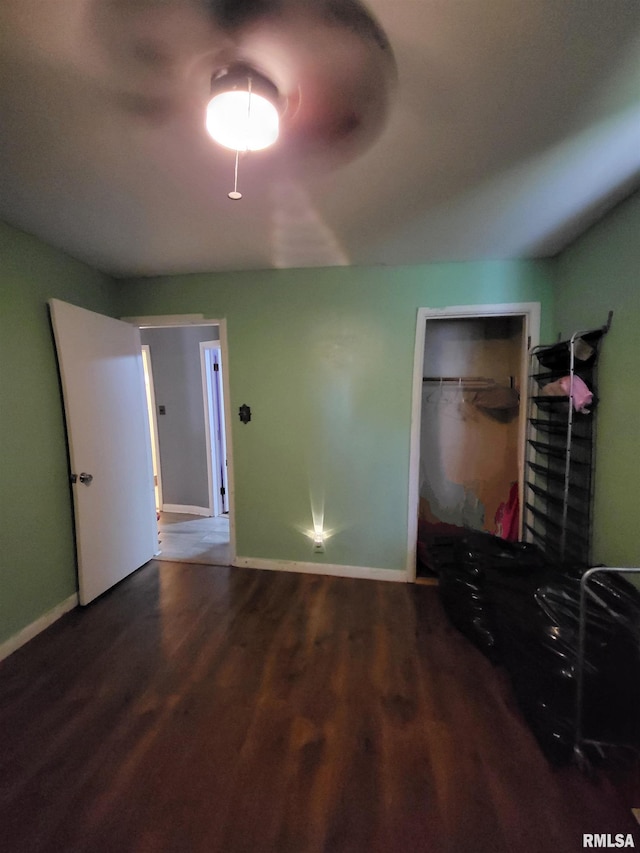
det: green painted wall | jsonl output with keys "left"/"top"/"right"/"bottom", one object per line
{"left": 553, "top": 190, "right": 640, "bottom": 569}
{"left": 117, "top": 261, "right": 554, "bottom": 573}
{"left": 0, "top": 222, "right": 116, "bottom": 645}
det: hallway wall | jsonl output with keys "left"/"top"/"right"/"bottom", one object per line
{"left": 141, "top": 326, "right": 219, "bottom": 509}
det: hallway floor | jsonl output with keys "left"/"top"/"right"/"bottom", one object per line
{"left": 156, "top": 511, "right": 231, "bottom": 566}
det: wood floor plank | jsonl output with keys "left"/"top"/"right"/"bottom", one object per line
{"left": 0, "top": 561, "right": 637, "bottom": 853}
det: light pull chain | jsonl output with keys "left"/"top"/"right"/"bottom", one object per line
{"left": 227, "top": 76, "right": 252, "bottom": 201}
{"left": 228, "top": 149, "right": 242, "bottom": 200}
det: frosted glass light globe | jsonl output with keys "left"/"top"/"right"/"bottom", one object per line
{"left": 206, "top": 90, "right": 279, "bottom": 151}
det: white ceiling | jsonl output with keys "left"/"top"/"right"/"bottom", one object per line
{"left": 0, "top": 0, "right": 639, "bottom": 278}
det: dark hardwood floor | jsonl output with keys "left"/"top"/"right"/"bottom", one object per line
{"left": 0, "top": 562, "right": 638, "bottom": 853}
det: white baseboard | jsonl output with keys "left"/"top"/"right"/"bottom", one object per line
{"left": 233, "top": 556, "right": 408, "bottom": 583}
{"left": 0, "top": 593, "right": 78, "bottom": 663}
{"left": 162, "top": 504, "right": 211, "bottom": 517}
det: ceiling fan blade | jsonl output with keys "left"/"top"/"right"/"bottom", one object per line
{"left": 1, "top": 0, "right": 396, "bottom": 155}
{"left": 84, "top": 0, "right": 230, "bottom": 120}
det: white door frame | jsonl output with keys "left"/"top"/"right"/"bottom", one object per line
{"left": 141, "top": 345, "right": 163, "bottom": 512}
{"left": 406, "top": 302, "right": 541, "bottom": 582}
{"left": 122, "top": 314, "right": 236, "bottom": 565}
{"left": 200, "top": 341, "right": 229, "bottom": 518}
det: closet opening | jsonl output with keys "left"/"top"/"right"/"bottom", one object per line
{"left": 407, "top": 303, "right": 540, "bottom": 582}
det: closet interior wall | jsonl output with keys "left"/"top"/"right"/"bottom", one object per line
{"left": 419, "top": 317, "right": 523, "bottom": 535}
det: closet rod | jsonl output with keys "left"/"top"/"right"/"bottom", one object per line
{"left": 422, "top": 375, "right": 513, "bottom": 386}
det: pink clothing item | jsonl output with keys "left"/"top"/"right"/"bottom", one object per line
{"left": 564, "top": 375, "right": 592, "bottom": 412}
{"left": 495, "top": 482, "right": 519, "bottom": 541}
{"left": 541, "top": 375, "right": 593, "bottom": 413}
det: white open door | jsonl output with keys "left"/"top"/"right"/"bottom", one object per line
{"left": 49, "top": 299, "right": 158, "bottom": 605}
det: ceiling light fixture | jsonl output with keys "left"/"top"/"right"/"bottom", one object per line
{"left": 206, "top": 65, "right": 280, "bottom": 200}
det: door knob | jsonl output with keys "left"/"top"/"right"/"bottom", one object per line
{"left": 78, "top": 472, "right": 93, "bottom": 485}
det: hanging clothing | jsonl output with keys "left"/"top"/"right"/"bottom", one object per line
{"left": 495, "top": 482, "right": 519, "bottom": 541}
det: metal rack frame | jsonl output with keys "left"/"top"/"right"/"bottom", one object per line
{"left": 524, "top": 314, "right": 612, "bottom": 565}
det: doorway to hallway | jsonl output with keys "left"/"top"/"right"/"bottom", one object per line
{"left": 130, "top": 314, "right": 236, "bottom": 566}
